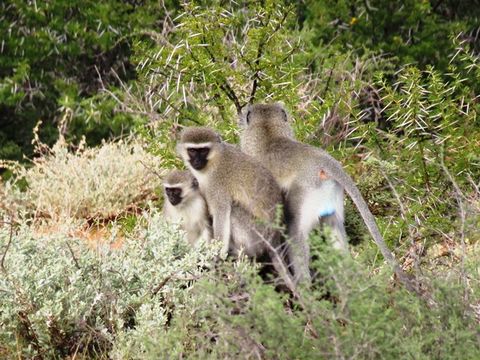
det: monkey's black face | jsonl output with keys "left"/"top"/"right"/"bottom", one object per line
{"left": 187, "top": 147, "right": 210, "bottom": 170}
{"left": 165, "top": 187, "right": 182, "bottom": 206}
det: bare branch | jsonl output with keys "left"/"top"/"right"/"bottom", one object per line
{"left": 151, "top": 274, "right": 173, "bottom": 296}
{"left": 139, "top": 160, "right": 164, "bottom": 181}
{"left": 200, "top": 42, "right": 244, "bottom": 114}
{"left": 66, "top": 241, "right": 81, "bottom": 270}
{"left": 0, "top": 219, "right": 14, "bottom": 272}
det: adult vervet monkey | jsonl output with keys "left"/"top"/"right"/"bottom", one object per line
{"left": 176, "top": 127, "right": 295, "bottom": 291}
{"left": 162, "top": 170, "right": 211, "bottom": 245}
{"left": 239, "top": 103, "right": 416, "bottom": 292}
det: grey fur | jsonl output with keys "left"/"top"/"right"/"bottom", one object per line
{"left": 177, "top": 127, "right": 296, "bottom": 292}
{"left": 162, "top": 169, "right": 211, "bottom": 245}
{"left": 239, "top": 104, "right": 416, "bottom": 292}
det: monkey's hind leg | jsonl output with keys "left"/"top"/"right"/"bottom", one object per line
{"left": 316, "top": 179, "right": 348, "bottom": 253}
{"left": 285, "top": 185, "right": 316, "bottom": 285}
{"left": 320, "top": 212, "right": 349, "bottom": 253}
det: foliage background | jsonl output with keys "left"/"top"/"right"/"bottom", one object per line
{"left": 1, "top": 0, "right": 479, "bottom": 358}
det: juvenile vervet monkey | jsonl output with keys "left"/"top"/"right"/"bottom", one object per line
{"left": 162, "top": 170, "right": 212, "bottom": 245}
{"left": 239, "top": 103, "right": 416, "bottom": 292}
{"left": 177, "top": 127, "right": 295, "bottom": 291}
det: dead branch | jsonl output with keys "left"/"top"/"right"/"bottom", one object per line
{"left": 65, "top": 241, "right": 81, "bottom": 270}
{"left": 139, "top": 160, "right": 164, "bottom": 181}
{"left": 198, "top": 36, "right": 243, "bottom": 114}
{"left": 0, "top": 219, "right": 14, "bottom": 272}
{"left": 151, "top": 274, "right": 174, "bottom": 296}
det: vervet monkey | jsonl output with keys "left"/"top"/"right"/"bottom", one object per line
{"left": 177, "top": 127, "right": 295, "bottom": 291}
{"left": 239, "top": 103, "right": 416, "bottom": 292}
{"left": 163, "top": 170, "right": 212, "bottom": 245}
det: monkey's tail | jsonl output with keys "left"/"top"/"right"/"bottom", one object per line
{"left": 324, "top": 160, "right": 420, "bottom": 295}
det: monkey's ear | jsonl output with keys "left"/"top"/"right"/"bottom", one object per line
{"left": 246, "top": 109, "right": 252, "bottom": 124}
{"left": 280, "top": 106, "right": 289, "bottom": 122}
{"left": 275, "top": 101, "right": 288, "bottom": 122}
{"left": 239, "top": 104, "right": 252, "bottom": 126}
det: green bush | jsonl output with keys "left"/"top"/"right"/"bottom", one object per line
{"left": 1, "top": 1, "right": 479, "bottom": 358}
{"left": 302, "top": 0, "right": 480, "bottom": 71}
{"left": 0, "top": 213, "right": 219, "bottom": 358}
{"left": 125, "top": 236, "right": 478, "bottom": 359}
{"left": 3, "top": 221, "right": 476, "bottom": 359}
{"left": 0, "top": 0, "right": 174, "bottom": 161}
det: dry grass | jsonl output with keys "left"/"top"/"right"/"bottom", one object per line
{"left": 2, "top": 134, "right": 165, "bottom": 223}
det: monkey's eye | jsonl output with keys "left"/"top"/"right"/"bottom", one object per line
{"left": 166, "top": 187, "right": 181, "bottom": 196}
{"left": 187, "top": 148, "right": 197, "bottom": 158}
{"left": 198, "top": 147, "right": 210, "bottom": 157}
{"left": 187, "top": 147, "right": 210, "bottom": 159}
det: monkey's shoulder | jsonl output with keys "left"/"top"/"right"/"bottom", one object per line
{"left": 221, "top": 143, "right": 273, "bottom": 173}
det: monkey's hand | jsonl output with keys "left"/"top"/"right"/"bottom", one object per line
{"left": 211, "top": 244, "right": 228, "bottom": 265}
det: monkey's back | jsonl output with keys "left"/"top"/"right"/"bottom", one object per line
{"left": 264, "top": 137, "right": 345, "bottom": 188}
{"left": 217, "top": 143, "right": 282, "bottom": 221}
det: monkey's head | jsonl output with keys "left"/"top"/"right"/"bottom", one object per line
{"left": 177, "top": 127, "right": 222, "bottom": 171}
{"left": 239, "top": 103, "right": 294, "bottom": 142}
{"left": 163, "top": 170, "right": 199, "bottom": 206}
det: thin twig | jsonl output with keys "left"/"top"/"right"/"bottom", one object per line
{"left": 321, "top": 61, "right": 336, "bottom": 99}
{"left": 139, "top": 160, "right": 164, "bottom": 181}
{"left": 466, "top": 173, "right": 479, "bottom": 195}
{"left": 0, "top": 219, "right": 14, "bottom": 272}
{"left": 199, "top": 36, "right": 244, "bottom": 114}
{"left": 379, "top": 167, "right": 422, "bottom": 274}
{"left": 439, "top": 146, "right": 468, "bottom": 304}
{"left": 66, "top": 242, "right": 81, "bottom": 270}
{"left": 151, "top": 274, "right": 173, "bottom": 296}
